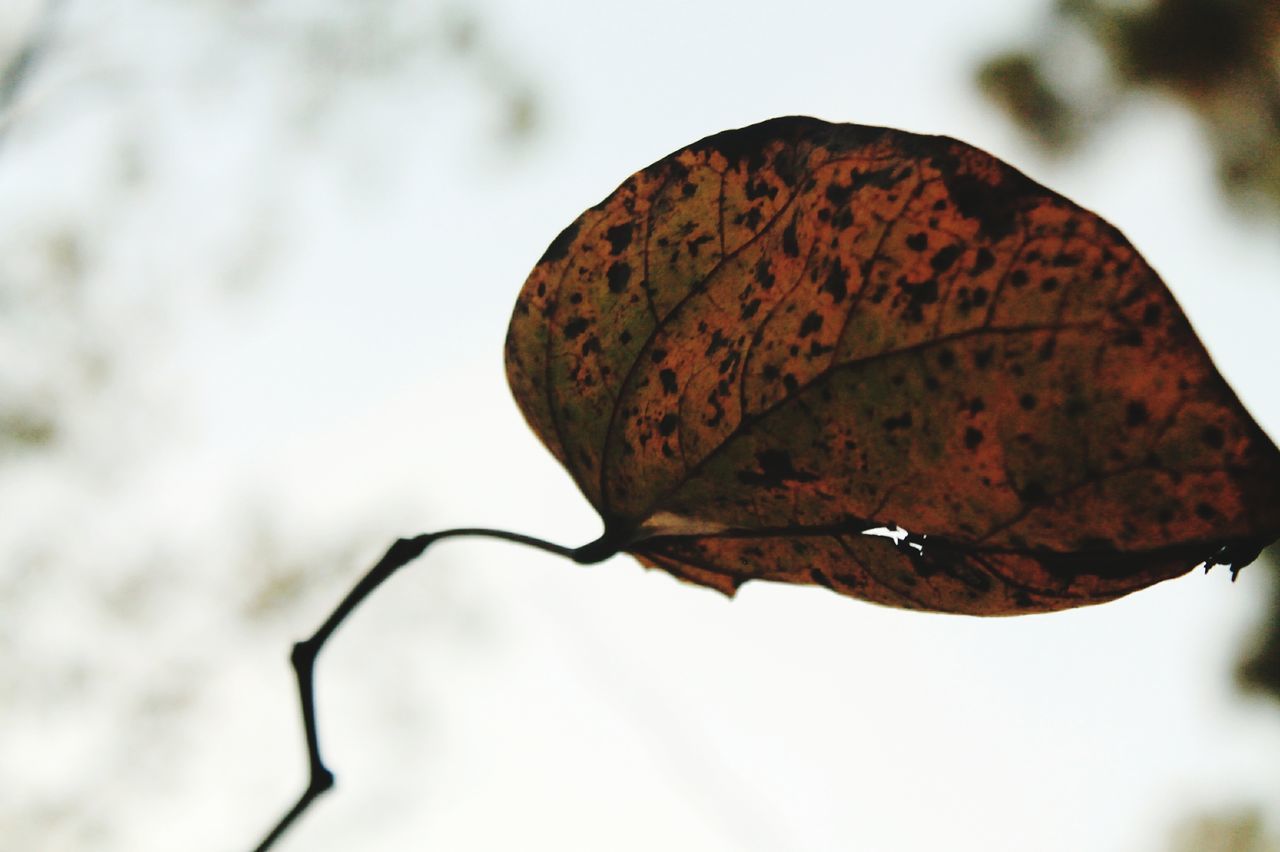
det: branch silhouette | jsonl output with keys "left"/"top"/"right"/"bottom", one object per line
{"left": 250, "top": 527, "right": 624, "bottom": 852}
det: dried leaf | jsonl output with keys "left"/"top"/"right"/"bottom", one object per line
{"left": 505, "top": 116, "right": 1280, "bottom": 615}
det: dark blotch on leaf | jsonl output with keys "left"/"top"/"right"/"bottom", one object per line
{"left": 782, "top": 219, "right": 800, "bottom": 257}
{"left": 972, "top": 247, "right": 995, "bottom": 275}
{"left": 607, "top": 261, "right": 633, "bottom": 294}
{"left": 930, "top": 244, "right": 961, "bottom": 273}
{"left": 755, "top": 259, "right": 776, "bottom": 289}
{"left": 1020, "top": 481, "right": 1048, "bottom": 505}
{"left": 883, "top": 411, "right": 913, "bottom": 431}
{"left": 825, "top": 182, "right": 853, "bottom": 207}
{"left": 564, "top": 317, "right": 589, "bottom": 339}
{"left": 539, "top": 221, "right": 580, "bottom": 264}
{"left": 745, "top": 177, "right": 777, "bottom": 201}
{"left": 1117, "top": 328, "right": 1144, "bottom": 347}
{"left": 660, "top": 369, "right": 678, "bottom": 394}
{"left": 737, "top": 449, "right": 818, "bottom": 488}
{"left": 939, "top": 167, "right": 1029, "bottom": 239}
{"left": 964, "top": 427, "right": 984, "bottom": 450}
{"left": 906, "top": 232, "right": 928, "bottom": 252}
{"left": 687, "top": 234, "right": 715, "bottom": 257}
{"left": 799, "top": 312, "right": 823, "bottom": 337}
{"left": 605, "top": 223, "right": 634, "bottom": 255}
{"left": 658, "top": 414, "right": 679, "bottom": 437}
{"left": 1202, "top": 426, "right": 1226, "bottom": 449}
{"left": 822, "top": 260, "right": 848, "bottom": 303}
{"left": 850, "top": 166, "right": 899, "bottom": 190}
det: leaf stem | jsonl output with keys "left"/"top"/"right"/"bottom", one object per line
{"left": 250, "top": 526, "right": 622, "bottom": 852}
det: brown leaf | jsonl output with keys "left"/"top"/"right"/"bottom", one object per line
{"left": 505, "top": 116, "right": 1280, "bottom": 615}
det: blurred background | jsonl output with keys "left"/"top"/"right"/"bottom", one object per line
{"left": 1, "top": 0, "right": 1277, "bottom": 850}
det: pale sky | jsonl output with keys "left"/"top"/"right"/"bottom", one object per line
{"left": 1, "top": 1, "right": 1278, "bottom": 851}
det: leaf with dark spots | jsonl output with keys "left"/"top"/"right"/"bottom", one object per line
{"left": 506, "top": 115, "right": 1280, "bottom": 616}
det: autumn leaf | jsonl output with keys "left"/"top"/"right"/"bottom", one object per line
{"left": 505, "top": 115, "right": 1280, "bottom": 615}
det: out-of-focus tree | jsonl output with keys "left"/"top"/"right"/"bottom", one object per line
{"left": 979, "top": 3, "right": 1280, "bottom": 848}
{"left": 978, "top": 0, "right": 1280, "bottom": 215}
{"left": 1171, "top": 809, "right": 1280, "bottom": 852}
{"left": 975, "top": 0, "right": 1280, "bottom": 710}
{"left": 0, "top": 0, "right": 537, "bottom": 466}
{"left": 0, "top": 2, "right": 538, "bottom": 849}
{"left": 1240, "top": 552, "right": 1280, "bottom": 701}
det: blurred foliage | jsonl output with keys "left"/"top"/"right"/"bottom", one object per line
{"left": 977, "top": 0, "right": 1280, "bottom": 709}
{"left": 977, "top": 0, "right": 1280, "bottom": 213}
{"left": 1171, "top": 809, "right": 1280, "bottom": 852}
{"left": 0, "top": 0, "right": 539, "bottom": 461}
{"left": 981, "top": 4, "right": 1280, "bottom": 846}
{"left": 1239, "top": 553, "right": 1280, "bottom": 701}
{"left": 0, "top": 1, "right": 537, "bottom": 848}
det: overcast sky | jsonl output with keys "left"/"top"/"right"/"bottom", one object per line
{"left": 2, "top": 1, "right": 1278, "bottom": 851}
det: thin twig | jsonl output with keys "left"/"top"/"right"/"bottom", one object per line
{"left": 250, "top": 526, "right": 624, "bottom": 852}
